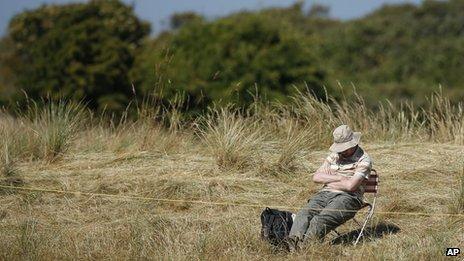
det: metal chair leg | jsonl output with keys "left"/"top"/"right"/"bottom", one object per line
{"left": 354, "top": 198, "right": 376, "bottom": 246}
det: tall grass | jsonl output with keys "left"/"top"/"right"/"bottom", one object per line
{"left": 0, "top": 144, "right": 15, "bottom": 177}
{"left": 425, "top": 92, "right": 464, "bottom": 144}
{"left": 275, "top": 122, "right": 314, "bottom": 170}
{"left": 28, "top": 102, "right": 85, "bottom": 161}
{"left": 270, "top": 90, "right": 462, "bottom": 145}
{"left": 280, "top": 91, "right": 336, "bottom": 148}
{"left": 90, "top": 120, "right": 184, "bottom": 154}
{"left": 0, "top": 91, "right": 463, "bottom": 260}
{"left": 0, "top": 114, "right": 35, "bottom": 178}
{"left": 1, "top": 90, "right": 461, "bottom": 166}
{"left": 0, "top": 117, "right": 18, "bottom": 177}
{"left": 196, "top": 108, "right": 265, "bottom": 169}
{"left": 191, "top": 90, "right": 463, "bottom": 174}
{"left": 0, "top": 101, "right": 85, "bottom": 165}
{"left": 259, "top": 121, "right": 316, "bottom": 175}
{"left": 450, "top": 168, "right": 464, "bottom": 214}
{"left": 76, "top": 99, "right": 188, "bottom": 154}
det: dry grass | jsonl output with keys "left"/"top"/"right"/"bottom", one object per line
{"left": 0, "top": 101, "right": 84, "bottom": 164}
{"left": 196, "top": 108, "right": 266, "bottom": 169}
{"left": 0, "top": 92, "right": 463, "bottom": 260}
{"left": 450, "top": 168, "right": 464, "bottom": 214}
{"left": 29, "top": 102, "right": 85, "bottom": 161}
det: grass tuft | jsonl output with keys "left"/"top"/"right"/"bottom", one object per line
{"left": 27, "top": 101, "right": 85, "bottom": 161}
{"left": 450, "top": 168, "right": 464, "bottom": 214}
{"left": 196, "top": 108, "right": 265, "bottom": 169}
{"left": 0, "top": 143, "right": 17, "bottom": 177}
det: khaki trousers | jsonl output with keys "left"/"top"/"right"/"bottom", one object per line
{"left": 289, "top": 190, "right": 363, "bottom": 242}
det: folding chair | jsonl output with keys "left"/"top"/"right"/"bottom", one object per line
{"left": 333, "top": 169, "right": 379, "bottom": 246}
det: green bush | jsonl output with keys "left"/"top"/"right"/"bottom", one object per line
{"left": 314, "top": 0, "right": 464, "bottom": 104}
{"left": 6, "top": 0, "right": 150, "bottom": 111}
{"left": 131, "top": 11, "right": 327, "bottom": 111}
{"left": 2, "top": 0, "right": 464, "bottom": 114}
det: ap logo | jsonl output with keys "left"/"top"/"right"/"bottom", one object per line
{"left": 446, "top": 248, "right": 460, "bottom": 257}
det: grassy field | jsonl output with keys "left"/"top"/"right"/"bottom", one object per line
{"left": 0, "top": 93, "right": 463, "bottom": 260}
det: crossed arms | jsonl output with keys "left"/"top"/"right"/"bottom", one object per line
{"left": 312, "top": 161, "right": 365, "bottom": 192}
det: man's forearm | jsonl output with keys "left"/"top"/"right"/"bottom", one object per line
{"left": 313, "top": 172, "right": 343, "bottom": 184}
{"left": 325, "top": 180, "right": 351, "bottom": 191}
{"left": 326, "top": 175, "right": 364, "bottom": 192}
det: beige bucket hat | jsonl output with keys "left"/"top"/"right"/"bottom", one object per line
{"left": 329, "top": 125, "right": 361, "bottom": 153}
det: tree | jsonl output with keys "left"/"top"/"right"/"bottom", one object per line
{"left": 7, "top": 0, "right": 150, "bottom": 111}
{"left": 313, "top": 0, "right": 464, "bottom": 105}
{"left": 308, "top": 4, "right": 330, "bottom": 18}
{"left": 0, "top": 37, "right": 19, "bottom": 105}
{"left": 131, "top": 11, "right": 327, "bottom": 111}
{"left": 170, "top": 12, "right": 204, "bottom": 30}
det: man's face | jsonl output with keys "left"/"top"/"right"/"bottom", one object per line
{"left": 339, "top": 146, "right": 357, "bottom": 158}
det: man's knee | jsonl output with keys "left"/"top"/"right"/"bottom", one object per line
{"left": 289, "top": 208, "right": 315, "bottom": 239}
{"left": 305, "top": 210, "right": 355, "bottom": 240}
{"left": 305, "top": 215, "right": 331, "bottom": 240}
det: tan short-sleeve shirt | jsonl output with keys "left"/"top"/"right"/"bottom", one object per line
{"left": 318, "top": 146, "right": 372, "bottom": 197}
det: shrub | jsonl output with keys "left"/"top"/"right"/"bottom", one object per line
{"left": 6, "top": 0, "right": 150, "bottom": 111}
{"left": 131, "top": 11, "right": 327, "bottom": 111}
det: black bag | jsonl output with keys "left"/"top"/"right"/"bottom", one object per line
{"left": 260, "top": 207, "right": 294, "bottom": 247}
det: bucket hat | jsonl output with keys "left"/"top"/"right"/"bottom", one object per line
{"left": 329, "top": 125, "right": 361, "bottom": 153}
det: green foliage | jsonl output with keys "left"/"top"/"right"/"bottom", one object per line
{"left": 131, "top": 10, "right": 327, "bottom": 110}
{"left": 170, "top": 12, "right": 204, "bottom": 30}
{"left": 7, "top": 0, "right": 150, "bottom": 111}
{"left": 131, "top": 0, "right": 464, "bottom": 110}
{"left": 0, "top": 37, "right": 19, "bottom": 105}
{"left": 313, "top": 0, "right": 464, "bottom": 104}
{"left": 2, "top": 0, "right": 464, "bottom": 113}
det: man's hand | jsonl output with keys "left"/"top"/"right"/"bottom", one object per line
{"left": 312, "top": 162, "right": 343, "bottom": 184}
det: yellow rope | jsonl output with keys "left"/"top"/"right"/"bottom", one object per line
{"left": 1, "top": 184, "right": 463, "bottom": 218}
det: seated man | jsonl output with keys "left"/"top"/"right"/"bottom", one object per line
{"left": 288, "top": 124, "right": 372, "bottom": 250}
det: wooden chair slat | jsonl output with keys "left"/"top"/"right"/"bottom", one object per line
{"left": 364, "top": 186, "right": 378, "bottom": 193}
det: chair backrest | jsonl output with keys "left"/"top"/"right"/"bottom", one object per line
{"left": 363, "top": 169, "right": 379, "bottom": 194}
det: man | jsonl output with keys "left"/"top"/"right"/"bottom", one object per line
{"left": 287, "top": 124, "right": 372, "bottom": 250}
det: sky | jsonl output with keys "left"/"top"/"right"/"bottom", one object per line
{"left": 0, "top": 0, "right": 422, "bottom": 37}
